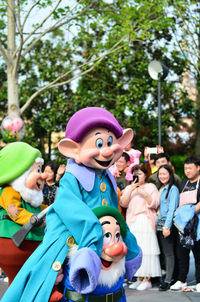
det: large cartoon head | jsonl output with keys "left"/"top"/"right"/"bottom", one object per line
{"left": 93, "top": 206, "right": 127, "bottom": 270}
{"left": 0, "top": 142, "right": 46, "bottom": 207}
{"left": 0, "top": 142, "right": 42, "bottom": 185}
{"left": 58, "top": 107, "right": 133, "bottom": 169}
{"left": 93, "top": 206, "right": 127, "bottom": 287}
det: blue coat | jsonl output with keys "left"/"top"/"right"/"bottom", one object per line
{"left": 174, "top": 204, "right": 200, "bottom": 241}
{"left": 60, "top": 262, "right": 126, "bottom": 302}
{"left": 1, "top": 159, "right": 140, "bottom": 302}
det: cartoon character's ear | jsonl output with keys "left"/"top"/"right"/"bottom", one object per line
{"left": 58, "top": 138, "right": 81, "bottom": 162}
{"left": 118, "top": 128, "right": 134, "bottom": 149}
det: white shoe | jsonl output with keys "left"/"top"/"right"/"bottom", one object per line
{"left": 196, "top": 283, "right": 200, "bottom": 292}
{"left": 3, "top": 277, "right": 8, "bottom": 283}
{"left": 129, "top": 280, "right": 141, "bottom": 290}
{"left": 170, "top": 281, "right": 187, "bottom": 291}
{"left": 136, "top": 280, "right": 152, "bottom": 291}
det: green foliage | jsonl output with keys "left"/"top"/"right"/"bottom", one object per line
{"left": 170, "top": 154, "right": 189, "bottom": 180}
{"left": 0, "top": 0, "right": 198, "bottom": 159}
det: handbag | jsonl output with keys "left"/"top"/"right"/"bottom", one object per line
{"left": 179, "top": 178, "right": 200, "bottom": 207}
{"left": 156, "top": 219, "right": 165, "bottom": 231}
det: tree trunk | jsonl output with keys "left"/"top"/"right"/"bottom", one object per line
{"left": 7, "top": 0, "right": 20, "bottom": 117}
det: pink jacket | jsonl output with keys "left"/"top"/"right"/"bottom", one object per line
{"left": 121, "top": 183, "right": 160, "bottom": 230}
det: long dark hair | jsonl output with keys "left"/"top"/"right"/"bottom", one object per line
{"left": 158, "top": 164, "right": 175, "bottom": 199}
{"left": 45, "top": 161, "right": 58, "bottom": 182}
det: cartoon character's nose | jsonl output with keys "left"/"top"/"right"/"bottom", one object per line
{"left": 105, "top": 242, "right": 127, "bottom": 257}
{"left": 101, "top": 147, "right": 113, "bottom": 157}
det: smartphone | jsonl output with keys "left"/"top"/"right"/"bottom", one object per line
{"left": 132, "top": 175, "right": 139, "bottom": 183}
{"left": 147, "top": 147, "right": 157, "bottom": 154}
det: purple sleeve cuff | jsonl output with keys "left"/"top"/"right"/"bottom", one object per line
{"left": 69, "top": 247, "right": 101, "bottom": 294}
{"left": 125, "top": 247, "right": 142, "bottom": 280}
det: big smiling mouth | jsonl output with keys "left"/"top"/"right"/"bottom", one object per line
{"left": 95, "top": 159, "right": 112, "bottom": 167}
{"left": 101, "top": 258, "right": 112, "bottom": 268}
{"left": 36, "top": 182, "right": 41, "bottom": 190}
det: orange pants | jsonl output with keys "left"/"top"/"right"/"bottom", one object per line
{"left": 0, "top": 237, "right": 41, "bottom": 285}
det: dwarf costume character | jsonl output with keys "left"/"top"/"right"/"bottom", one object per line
{"left": 61, "top": 206, "right": 132, "bottom": 302}
{"left": 0, "top": 142, "right": 47, "bottom": 284}
{"left": 1, "top": 107, "right": 142, "bottom": 302}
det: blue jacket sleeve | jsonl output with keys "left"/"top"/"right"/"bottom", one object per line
{"left": 164, "top": 185, "right": 179, "bottom": 229}
{"left": 53, "top": 172, "right": 103, "bottom": 257}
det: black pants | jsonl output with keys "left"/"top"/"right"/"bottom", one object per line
{"left": 175, "top": 232, "right": 200, "bottom": 283}
{"left": 157, "top": 229, "right": 176, "bottom": 283}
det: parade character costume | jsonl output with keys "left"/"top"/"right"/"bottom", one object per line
{"left": 1, "top": 107, "right": 142, "bottom": 302}
{"left": 0, "top": 142, "right": 47, "bottom": 284}
{"left": 61, "top": 206, "right": 132, "bottom": 302}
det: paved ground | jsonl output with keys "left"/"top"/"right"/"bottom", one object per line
{"left": 0, "top": 252, "right": 198, "bottom": 301}
{"left": 126, "top": 287, "right": 200, "bottom": 302}
{"left": 1, "top": 280, "right": 200, "bottom": 302}
{"left": 0, "top": 280, "right": 8, "bottom": 299}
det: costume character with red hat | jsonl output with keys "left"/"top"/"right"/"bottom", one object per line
{"left": 0, "top": 142, "right": 47, "bottom": 285}
{"left": 61, "top": 206, "right": 131, "bottom": 302}
{"left": 2, "top": 107, "right": 142, "bottom": 302}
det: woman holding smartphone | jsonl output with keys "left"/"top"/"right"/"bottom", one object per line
{"left": 120, "top": 164, "right": 161, "bottom": 290}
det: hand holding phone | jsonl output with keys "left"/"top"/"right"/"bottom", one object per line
{"left": 132, "top": 175, "right": 139, "bottom": 183}
{"left": 146, "top": 147, "right": 157, "bottom": 154}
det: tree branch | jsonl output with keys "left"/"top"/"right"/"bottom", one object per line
{"left": 173, "top": 3, "right": 199, "bottom": 51}
{"left": 13, "top": 0, "right": 24, "bottom": 76}
{"left": 49, "top": 41, "right": 129, "bottom": 88}
{"left": 20, "top": 35, "right": 127, "bottom": 113}
{"left": 0, "top": 43, "right": 11, "bottom": 64}
{"left": 21, "top": 5, "right": 93, "bottom": 58}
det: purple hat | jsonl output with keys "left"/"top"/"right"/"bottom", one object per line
{"left": 65, "top": 107, "right": 123, "bottom": 142}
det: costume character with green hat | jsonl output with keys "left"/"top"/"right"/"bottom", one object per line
{"left": 0, "top": 142, "right": 47, "bottom": 284}
{"left": 1, "top": 107, "right": 142, "bottom": 302}
{"left": 60, "top": 206, "right": 133, "bottom": 302}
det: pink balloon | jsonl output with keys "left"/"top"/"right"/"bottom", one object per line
{"left": 12, "top": 117, "right": 23, "bottom": 131}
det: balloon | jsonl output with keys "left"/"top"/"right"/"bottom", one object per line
{"left": 1, "top": 115, "right": 25, "bottom": 142}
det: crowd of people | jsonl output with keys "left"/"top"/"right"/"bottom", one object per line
{"left": 0, "top": 114, "right": 200, "bottom": 299}
{"left": 2, "top": 140, "right": 199, "bottom": 293}
{"left": 109, "top": 143, "right": 200, "bottom": 293}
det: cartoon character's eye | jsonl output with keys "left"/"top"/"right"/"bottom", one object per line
{"left": 37, "top": 166, "right": 41, "bottom": 173}
{"left": 103, "top": 232, "right": 112, "bottom": 245}
{"left": 115, "top": 232, "right": 120, "bottom": 242}
{"left": 96, "top": 138, "right": 104, "bottom": 149}
{"left": 107, "top": 135, "right": 113, "bottom": 147}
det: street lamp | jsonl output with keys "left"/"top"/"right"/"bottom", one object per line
{"left": 148, "top": 60, "right": 169, "bottom": 146}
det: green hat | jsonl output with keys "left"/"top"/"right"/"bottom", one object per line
{"left": 0, "top": 142, "right": 42, "bottom": 185}
{"left": 92, "top": 206, "right": 127, "bottom": 239}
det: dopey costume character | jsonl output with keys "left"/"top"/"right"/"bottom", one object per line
{"left": 1, "top": 107, "right": 142, "bottom": 302}
{"left": 0, "top": 142, "right": 47, "bottom": 284}
{"left": 61, "top": 206, "right": 131, "bottom": 302}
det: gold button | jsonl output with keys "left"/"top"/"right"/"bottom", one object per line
{"left": 67, "top": 236, "right": 74, "bottom": 247}
{"left": 102, "top": 199, "right": 107, "bottom": 206}
{"left": 100, "top": 183, "right": 106, "bottom": 192}
{"left": 52, "top": 261, "right": 61, "bottom": 271}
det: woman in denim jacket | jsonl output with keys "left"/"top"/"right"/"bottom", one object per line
{"left": 156, "top": 164, "right": 179, "bottom": 291}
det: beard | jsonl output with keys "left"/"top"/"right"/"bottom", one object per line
{"left": 68, "top": 244, "right": 125, "bottom": 289}
{"left": 10, "top": 168, "right": 43, "bottom": 208}
{"left": 97, "top": 257, "right": 125, "bottom": 288}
